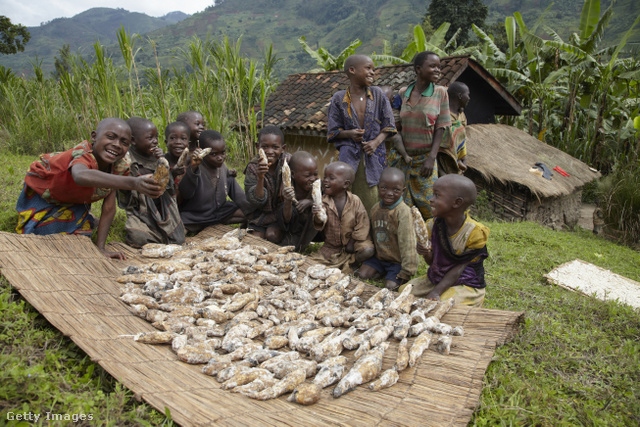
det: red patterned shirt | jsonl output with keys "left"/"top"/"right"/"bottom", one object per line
{"left": 25, "top": 140, "right": 130, "bottom": 204}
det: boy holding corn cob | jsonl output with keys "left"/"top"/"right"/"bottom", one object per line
{"left": 310, "top": 161, "right": 374, "bottom": 273}
{"left": 16, "top": 118, "right": 162, "bottom": 259}
{"left": 279, "top": 150, "right": 320, "bottom": 252}
{"left": 404, "top": 174, "right": 489, "bottom": 306}
{"left": 117, "top": 117, "right": 185, "bottom": 247}
{"left": 178, "top": 130, "right": 249, "bottom": 233}
{"left": 244, "top": 125, "right": 291, "bottom": 243}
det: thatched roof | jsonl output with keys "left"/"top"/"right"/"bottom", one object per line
{"left": 466, "top": 124, "right": 601, "bottom": 198}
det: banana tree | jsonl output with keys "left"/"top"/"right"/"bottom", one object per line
{"left": 297, "top": 36, "right": 361, "bottom": 72}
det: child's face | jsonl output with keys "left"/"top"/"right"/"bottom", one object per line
{"left": 417, "top": 54, "right": 441, "bottom": 85}
{"left": 132, "top": 123, "right": 158, "bottom": 157}
{"left": 185, "top": 113, "right": 205, "bottom": 143}
{"left": 350, "top": 57, "right": 375, "bottom": 87}
{"left": 258, "top": 133, "right": 285, "bottom": 167}
{"left": 323, "top": 164, "right": 350, "bottom": 197}
{"left": 166, "top": 128, "right": 189, "bottom": 158}
{"left": 91, "top": 120, "right": 131, "bottom": 169}
{"left": 459, "top": 86, "right": 471, "bottom": 109}
{"left": 292, "top": 158, "right": 319, "bottom": 193}
{"left": 378, "top": 174, "right": 405, "bottom": 206}
{"left": 201, "top": 138, "right": 226, "bottom": 169}
{"left": 429, "top": 180, "right": 457, "bottom": 218}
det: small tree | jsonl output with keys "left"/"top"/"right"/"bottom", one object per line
{"left": 426, "top": 0, "right": 487, "bottom": 46}
{"left": 0, "top": 16, "right": 30, "bottom": 55}
{"left": 53, "top": 44, "right": 72, "bottom": 80}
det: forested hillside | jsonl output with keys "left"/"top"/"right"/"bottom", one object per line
{"left": 0, "top": 0, "right": 637, "bottom": 78}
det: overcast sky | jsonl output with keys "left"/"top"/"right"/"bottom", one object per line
{"left": 4, "top": 0, "right": 215, "bottom": 27}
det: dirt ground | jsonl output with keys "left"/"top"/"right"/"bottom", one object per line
{"left": 578, "top": 203, "right": 596, "bottom": 231}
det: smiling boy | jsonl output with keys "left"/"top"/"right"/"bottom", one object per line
{"left": 16, "top": 117, "right": 162, "bottom": 259}
{"left": 310, "top": 161, "right": 374, "bottom": 273}
{"left": 327, "top": 54, "right": 397, "bottom": 211}
{"left": 244, "top": 125, "right": 291, "bottom": 243}
{"left": 177, "top": 110, "right": 205, "bottom": 150}
{"left": 356, "top": 167, "right": 419, "bottom": 290}
{"left": 402, "top": 174, "right": 489, "bottom": 306}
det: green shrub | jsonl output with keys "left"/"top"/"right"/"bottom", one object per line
{"left": 597, "top": 162, "right": 640, "bottom": 247}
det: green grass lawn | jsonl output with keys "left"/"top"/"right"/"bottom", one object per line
{"left": 1, "top": 151, "right": 638, "bottom": 425}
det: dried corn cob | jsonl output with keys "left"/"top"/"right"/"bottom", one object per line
{"left": 194, "top": 147, "right": 212, "bottom": 159}
{"left": 282, "top": 158, "right": 297, "bottom": 203}
{"left": 153, "top": 158, "right": 171, "bottom": 194}
{"left": 176, "top": 147, "right": 190, "bottom": 168}
{"left": 411, "top": 206, "right": 430, "bottom": 248}
{"left": 312, "top": 179, "right": 327, "bottom": 223}
{"left": 259, "top": 148, "right": 268, "bottom": 165}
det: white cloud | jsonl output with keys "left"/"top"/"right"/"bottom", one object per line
{"left": 3, "top": 0, "right": 214, "bottom": 27}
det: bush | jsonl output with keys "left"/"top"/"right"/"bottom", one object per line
{"left": 597, "top": 163, "right": 640, "bottom": 247}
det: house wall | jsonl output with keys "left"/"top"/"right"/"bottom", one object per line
{"left": 467, "top": 169, "right": 582, "bottom": 229}
{"left": 283, "top": 133, "right": 338, "bottom": 173}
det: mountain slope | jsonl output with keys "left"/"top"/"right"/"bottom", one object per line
{"left": 0, "top": 8, "right": 189, "bottom": 74}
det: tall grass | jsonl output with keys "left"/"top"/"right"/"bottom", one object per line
{"left": 0, "top": 32, "right": 278, "bottom": 164}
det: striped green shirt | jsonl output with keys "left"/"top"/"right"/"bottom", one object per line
{"left": 399, "top": 82, "right": 451, "bottom": 155}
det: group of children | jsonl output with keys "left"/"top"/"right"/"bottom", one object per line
{"left": 15, "top": 50, "right": 488, "bottom": 306}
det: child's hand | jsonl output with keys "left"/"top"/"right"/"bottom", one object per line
{"left": 283, "top": 186, "right": 296, "bottom": 202}
{"left": 425, "top": 290, "right": 441, "bottom": 301}
{"left": 347, "top": 129, "right": 365, "bottom": 143}
{"left": 171, "top": 166, "right": 185, "bottom": 178}
{"left": 151, "top": 147, "right": 164, "bottom": 159}
{"left": 190, "top": 149, "right": 203, "bottom": 171}
{"left": 345, "top": 239, "right": 355, "bottom": 253}
{"left": 416, "top": 241, "right": 432, "bottom": 256}
{"left": 100, "top": 248, "right": 126, "bottom": 260}
{"left": 457, "top": 159, "right": 467, "bottom": 172}
{"left": 228, "top": 168, "right": 238, "bottom": 177}
{"left": 403, "top": 155, "right": 413, "bottom": 164}
{"left": 362, "top": 139, "right": 381, "bottom": 155}
{"left": 295, "top": 199, "right": 313, "bottom": 213}
{"left": 136, "top": 175, "right": 163, "bottom": 198}
{"left": 256, "top": 161, "right": 269, "bottom": 179}
{"left": 420, "top": 157, "right": 436, "bottom": 177}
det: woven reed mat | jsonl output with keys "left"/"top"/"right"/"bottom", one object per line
{"left": 0, "top": 226, "right": 523, "bottom": 426}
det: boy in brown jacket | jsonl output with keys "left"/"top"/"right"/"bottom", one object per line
{"left": 356, "top": 167, "right": 419, "bottom": 290}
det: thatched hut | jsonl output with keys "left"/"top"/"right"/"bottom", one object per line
{"left": 466, "top": 124, "right": 600, "bottom": 228}
{"left": 260, "top": 55, "right": 599, "bottom": 227}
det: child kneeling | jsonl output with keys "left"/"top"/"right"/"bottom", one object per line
{"left": 16, "top": 118, "right": 162, "bottom": 259}
{"left": 404, "top": 174, "right": 489, "bottom": 306}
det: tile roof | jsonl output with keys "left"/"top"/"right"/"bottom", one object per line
{"left": 262, "top": 55, "right": 520, "bottom": 134}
